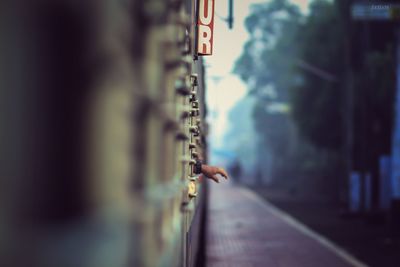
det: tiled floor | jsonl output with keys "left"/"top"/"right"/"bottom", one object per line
{"left": 206, "top": 182, "right": 368, "bottom": 267}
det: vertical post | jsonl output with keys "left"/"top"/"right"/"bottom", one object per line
{"left": 339, "top": 0, "right": 353, "bottom": 207}
{"left": 379, "top": 156, "right": 392, "bottom": 210}
{"left": 364, "top": 173, "right": 372, "bottom": 212}
{"left": 391, "top": 29, "right": 400, "bottom": 200}
{"left": 228, "top": 0, "right": 234, "bottom": 29}
{"left": 349, "top": 172, "right": 361, "bottom": 213}
{"left": 390, "top": 29, "right": 400, "bottom": 235}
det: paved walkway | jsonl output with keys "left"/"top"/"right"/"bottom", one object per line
{"left": 206, "top": 182, "right": 369, "bottom": 267}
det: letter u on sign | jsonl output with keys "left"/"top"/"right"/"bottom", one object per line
{"left": 197, "top": 0, "right": 215, "bottom": 56}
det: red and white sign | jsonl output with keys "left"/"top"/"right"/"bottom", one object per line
{"left": 197, "top": 0, "right": 215, "bottom": 56}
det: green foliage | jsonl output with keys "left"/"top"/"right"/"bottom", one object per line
{"left": 290, "top": 0, "right": 345, "bottom": 150}
{"left": 235, "top": 0, "right": 346, "bottom": 151}
{"left": 253, "top": 101, "right": 291, "bottom": 156}
{"left": 234, "top": 0, "right": 396, "bottom": 185}
{"left": 234, "top": 0, "right": 302, "bottom": 94}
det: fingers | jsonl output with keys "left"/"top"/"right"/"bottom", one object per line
{"left": 210, "top": 174, "right": 220, "bottom": 183}
{"left": 217, "top": 168, "right": 228, "bottom": 179}
{"left": 201, "top": 165, "right": 227, "bottom": 183}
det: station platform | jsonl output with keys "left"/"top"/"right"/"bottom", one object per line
{"left": 206, "top": 182, "right": 368, "bottom": 267}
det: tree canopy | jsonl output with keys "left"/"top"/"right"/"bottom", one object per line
{"left": 235, "top": 0, "right": 346, "bottom": 150}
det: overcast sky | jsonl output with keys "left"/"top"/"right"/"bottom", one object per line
{"left": 205, "top": 0, "right": 308, "bottom": 150}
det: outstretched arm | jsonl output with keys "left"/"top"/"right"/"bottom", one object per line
{"left": 193, "top": 159, "right": 228, "bottom": 183}
{"left": 201, "top": 164, "right": 228, "bottom": 183}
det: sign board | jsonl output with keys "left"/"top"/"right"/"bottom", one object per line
{"left": 196, "top": 0, "right": 215, "bottom": 56}
{"left": 351, "top": 3, "right": 400, "bottom": 20}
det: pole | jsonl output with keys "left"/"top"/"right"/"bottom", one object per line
{"left": 228, "top": 0, "right": 234, "bottom": 29}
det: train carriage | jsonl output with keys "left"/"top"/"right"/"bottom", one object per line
{"left": 0, "top": 1, "right": 210, "bottom": 266}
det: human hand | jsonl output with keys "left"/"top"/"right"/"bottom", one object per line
{"left": 201, "top": 165, "right": 228, "bottom": 183}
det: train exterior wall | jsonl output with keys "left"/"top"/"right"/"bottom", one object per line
{"left": 0, "top": 1, "right": 208, "bottom": 267}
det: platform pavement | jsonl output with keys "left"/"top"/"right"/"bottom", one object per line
{"left": 206, "top": 181, "right": 369, "bottom": 267}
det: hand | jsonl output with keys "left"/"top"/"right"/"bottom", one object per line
{"left": 201, "top": 165, "right": 228, "bottom": 183}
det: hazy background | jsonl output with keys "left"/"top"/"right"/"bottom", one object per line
{"left": 206, "top": 0, "right": 309, "bottom": 183}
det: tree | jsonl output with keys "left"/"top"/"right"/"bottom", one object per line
{"left": 290, "top": 0, "right": 345, "bottom": 150}
{"left": 235, "top": 0, "right": 346, "bottom": 151}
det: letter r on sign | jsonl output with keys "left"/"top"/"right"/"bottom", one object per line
{"left": 198, "top": 25, "right": 212, "bottom": 55}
